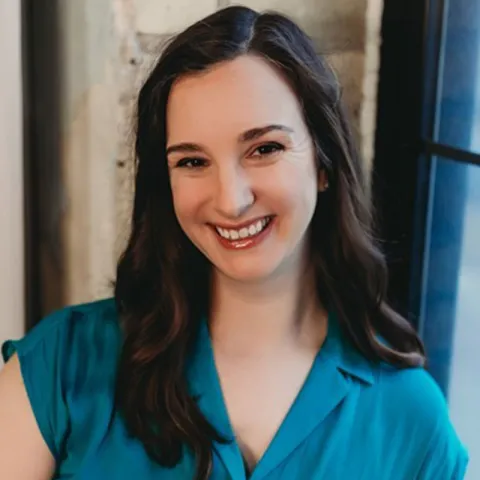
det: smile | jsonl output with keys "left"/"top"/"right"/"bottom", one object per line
{"left": 212, "top": 216, "right": 275, "bottom": 250}
{"left": 215, "top": 216, "right": 272, "bottom": 240}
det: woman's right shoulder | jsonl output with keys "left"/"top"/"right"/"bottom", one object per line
{"left": 2, "top": 297, "right": 122, "bottom": 370}
{"left": 0, "top": 298, "right": 123, "bottom": 463}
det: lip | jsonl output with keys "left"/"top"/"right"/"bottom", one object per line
{"left": 212, "top": 216, "right": 275, "bottom": 250}
{"left": 211, "top": 215, "right": 272, "bottom": 230}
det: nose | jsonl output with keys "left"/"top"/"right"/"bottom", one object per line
{"left": 213, "top": 165, "right": 254, "bottom": 219}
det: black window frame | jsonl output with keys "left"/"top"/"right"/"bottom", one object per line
{"left": 374, "top": 0, "right": 480, "bottom": 393}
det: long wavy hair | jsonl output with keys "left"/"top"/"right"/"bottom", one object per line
{"left": 115, "top": 5, "right": 425, "bottom": 479}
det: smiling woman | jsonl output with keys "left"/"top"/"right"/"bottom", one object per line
{"left": 166, "top": 55, "right": 321, "bottom": 282}
{"left": 0, "top": 5, "right": 468, "bottom": 480}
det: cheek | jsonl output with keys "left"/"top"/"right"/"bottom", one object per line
{"left": 170, "top": 177, "right": 210, "bottom": 228}
{"left": 259, "top": 161, "right": 318, "bottom": 214}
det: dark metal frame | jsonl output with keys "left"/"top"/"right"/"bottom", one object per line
{"left": 21, "top": 0, "right": 64, "bottom": 330}
{"left": 372, "top": 0, "right": 432, "bottom": 325}
{"left": 21, "top": 0, "right": 39, "bottom": 330}
{"left": 424, "top": 141, "right": 480, "bottom": 167}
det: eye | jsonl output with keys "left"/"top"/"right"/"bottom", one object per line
{"left": 175, "top": 157, "right": 208, "bottom": 169}
{"left": 251, "top": 142, "right": 285, "bottom": 157}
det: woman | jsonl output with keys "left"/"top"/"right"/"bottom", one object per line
{"left": 0, "top": 5, "right": 468, "bottom": 479}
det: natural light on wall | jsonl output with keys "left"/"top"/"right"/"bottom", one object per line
{"left": 0, "top": 0, "right": 25, "bottom": 353}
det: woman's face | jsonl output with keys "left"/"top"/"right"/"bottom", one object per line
{"left": 166, "top": 55, "right": 324, "bottom": 283}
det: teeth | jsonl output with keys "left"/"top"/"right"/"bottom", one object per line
{"left": 215, "top": 217, "right": 271, "bottom": 241}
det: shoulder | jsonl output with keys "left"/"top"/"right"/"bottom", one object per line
{"left": 1, "top": 298, "right": 123, "bottom": 462}
{"left": 2, "top": 297, "right": 121, "bottom": 365}
{"left": 2, "top": 297, "right": 123, "bottom": 396}
{"left": 370, "top": 365, "right": 469, "bottom": 478}
{"left": 370, "top": 364, "right": 452, "bottom": 436}
{"left": 374, "top": 365, "right": 446, "bottom": 422}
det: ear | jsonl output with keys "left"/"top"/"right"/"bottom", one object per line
{"left": 318, "top": 169, "right": 329, "bottom": 192}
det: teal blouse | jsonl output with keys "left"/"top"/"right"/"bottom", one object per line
{"left": 2, "top": 298, "right": 468, "bottom": 479}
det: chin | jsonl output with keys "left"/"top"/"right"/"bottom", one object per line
{"left": 215, "top": 256, "right": 283, "bottom": 283}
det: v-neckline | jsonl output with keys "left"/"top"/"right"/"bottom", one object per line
{"left": 243, "top": 455, "right": 252, "bottom": 479}
{"left": 186, "top": 314, "right": 353, "bottom": 480}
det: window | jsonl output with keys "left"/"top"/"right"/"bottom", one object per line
{"left": 375, "top": 0, "right": 480, "bottom": 476}
{"left": 418, "top": 0, "right": 480, "bottom": 474}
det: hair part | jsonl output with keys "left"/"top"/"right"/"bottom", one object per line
{"left": 115, "top": 5, "right": 425, "bottom": 479}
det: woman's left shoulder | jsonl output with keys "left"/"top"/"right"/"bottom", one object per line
{"left": 370, "top": 364, "right": 453, "bottom": 431}
{"left": 375, "top": 365, "right": 448, "bottom": 418}
{"left": 371, "top": 364, "right": 469, "bottom": 478}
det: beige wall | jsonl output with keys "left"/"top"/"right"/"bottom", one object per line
{"left": 52, "top": 0, "right": 383, "bottom": 308}
{"left": 58, "top": 0, "right": 119, "bottom": 308}
{"left": 0, "top": 0, "right": 25, "bottom": 344}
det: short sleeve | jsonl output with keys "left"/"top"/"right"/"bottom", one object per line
{"left": 415, "top": 396, "right": 469, "bottom": 479}
{"left": 1, "top": 307, "right": 73, "bottom": 461}
{"left": 376, "top": 365, "right": 469, "bottom": 480}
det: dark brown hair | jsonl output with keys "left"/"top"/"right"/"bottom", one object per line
{"left": 115, "top": 5, "right": 425, "bottom": 478}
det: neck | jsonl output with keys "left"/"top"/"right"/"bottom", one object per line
{"left": 209, "top": 263, "right": 327, "bottom": 358}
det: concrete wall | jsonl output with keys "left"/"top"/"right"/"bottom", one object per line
{"left": 56, "top": 0, "right": 121, "bottom": 306}
{"left": 0, "top": 0, "right": 25, "bottom": 345}
{"left": 54, "top": 0, "right": 384, "bottom": 307}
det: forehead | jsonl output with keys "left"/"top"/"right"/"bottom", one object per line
{"left": 166, "top": 55, "right": 305, "bottom": 143}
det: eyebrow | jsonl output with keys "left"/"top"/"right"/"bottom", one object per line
{"left": 165, "top": 124, "right": 294, "bottom": 156}
{"left": 239, "top": 124, "right": 294, "bottom": 142}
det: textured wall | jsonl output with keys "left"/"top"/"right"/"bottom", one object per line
{"left": 0, "top": 0, "right": 25, "bottom": 343}
{"left": 57, "top": 0, "right": 119, "bottom": 306}
{"left": 55, "top": 0, "right": 384, "bottom": 306}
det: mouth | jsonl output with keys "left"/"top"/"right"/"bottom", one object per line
{"left": 212, "top": 215, "right": 275, "bottom": 250}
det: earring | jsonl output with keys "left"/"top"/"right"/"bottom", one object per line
{"left": 319, "top": 181, "right": 329, "bottom": 192}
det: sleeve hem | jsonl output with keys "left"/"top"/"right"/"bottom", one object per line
{"left": 453, "top": 448, "right": 469, "bottom": 480}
